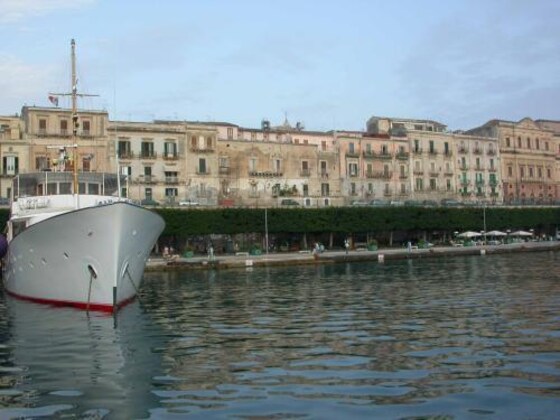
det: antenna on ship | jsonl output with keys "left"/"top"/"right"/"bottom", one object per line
{"left": 49, "top": 39, "right": 98, "bottom": 199}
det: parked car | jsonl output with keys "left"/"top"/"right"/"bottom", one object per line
{"left": 404, "top": 200, "right": 421, "bottom": 207}
{"left": 422, "top": 200, "right": 438, "bottom": 207}
{"left": 390, "top": 200, "right": 404, "bottom": 207}
{"left": 441, "top": 199, "right": 461, "bottom": 207}
{"left": 0, "top": 197, "right": 10, "bottom": 207}
{"left": 369, "top": 199, "right": 389, "bottom": 206}
{"left": 350, "top": 200, "right": 369, "bottom": 207}
{"left": 280, "top": 199, "right": 300, "bottom": 206}
{"left": 179, "top": 199, "right": 199, "bottom": 206}
{"left": 140, "top": 198, "right": 160, "bottom": 206}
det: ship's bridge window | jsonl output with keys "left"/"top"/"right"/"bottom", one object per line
{"left": 60, "top": 182, "right": 72, "bottom": 194}
{"left": 47, "top": 183, "right": 57, "bottom": 195}
{"left": 88, "top": 183, "right": 100, "bottom": 195}
{"left": 12, "top": 221, "right": 27, "bottom": 238}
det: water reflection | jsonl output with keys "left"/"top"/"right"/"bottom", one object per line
{"left": 0, "top": 298, "right": 162, "bottom": 418}
{"left": 1, "top": 252, "right": 560, "bottom": 418}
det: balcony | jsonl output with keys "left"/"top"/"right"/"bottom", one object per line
{"left": 196, "top": 169, "right": 211, "bottom": 176}
{"left": 488, "top": 167, "right": 497, "bottom": 172}
{"left": 459, "top": 165, "right": 469, "bottom": 171}
{"left": 383, "top": 189, "right": 392, "bottom": 196}
{"left": 458, "top": 147, "right": 468, "bottom": 154}
{"left": 489, "top": 179, "right": 499, "bottom": 187}
{"left": 219, "top": 166, "right": 231, "bottom": 175}
{"left": 428, "top": 149, "right": 438, "bottom": 155}
{"left": 396, "top": 152, "right": 409, "bottom": 160}
{"left": 429, "top": 171, "right": 439, "bottom": 177}
{"left": 362, "top": 151, "right": 376, "bottom": 159}
{"left": 163, "top": 153, "right": 179, "bottom": 161}
{"left": 413, "top": 148, "right": 423, "bottom": 155}
{"left": 366, "top": 171, "right": 392, "bottom": 179}
{"left": 460, "top": 179, "right": 471, "bottom": 186}
{"left": 138, "top": 175, "right": 157, "bottom": 184}
{"left": 248, "top": 171, "right": 283, "bottom": 177}
{"left": 413, "top": 170, "right": 424, "bottom": 176}
{"left": 190, "top": 146, "right": 215, "bottom": 153}
{"left": 345, "top": 151, "right": 360, "bottom": 158}
{"left": 473, "top": 148, "right": 483, "bottom": 155}
{"left": 300, "top": 169, "right": 311, "bottom": 177}
{"left": 320, "top": 171, "right": 329, "bottom": 179}
{"left": 487, "top": 149, "right": 496, "bottom": 156}
{"left": 378, "top": 152, "right": 393, "bottom": 160}
{"left": 140, "top": 152, "right": 157, "bottom": 160}
{"left": 443, "top": 150, "right": 453, "bottom": 157}
{"left": 118, "top": 151, "right": 134, "bottom": 160}
{"left": 475, "top": 180, "right": 485, "bottom": 187}
{"left": 476, "top": 191, "right": 486, "bottom": 197}
{"left": 165, "top": 176, "right": 179, "bottom": 184}
{"left": 399, "top": 172, "right": 409, "bottom": 179}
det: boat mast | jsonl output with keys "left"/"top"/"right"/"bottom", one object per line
{"left": 71, "top": 38, "right": 79, "bottom": 195}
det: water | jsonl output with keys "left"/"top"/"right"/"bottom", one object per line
{"left": 1, "top": 252, "right": 560, "bottom": 419}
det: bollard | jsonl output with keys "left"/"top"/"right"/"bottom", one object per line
{"left": 378, "top": 254, "right": 385, "bottom": 263}
{"left": 245, "top": 259, "right": 253, "bottom": 267}
{"left": 480, "top": 249, "right": 486, "bottom": 256}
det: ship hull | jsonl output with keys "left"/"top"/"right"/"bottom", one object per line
{"left": 3, "top": 202, "right": 164, "bottom": 312}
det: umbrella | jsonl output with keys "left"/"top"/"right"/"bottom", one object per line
{"left": 510, "top": 230, "right": 533, "bottom": 237}
{"left": 486, "top": 230, "right": 507, "bottom": 237}
{"left": 457, "top": 231, "right": 482, "bottom": 238}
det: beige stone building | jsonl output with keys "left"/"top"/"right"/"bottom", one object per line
{"left": 0, "top": 115, "right": 26, "bottom": 199}
{"left": 367, "top": 116, "right": 502, "bottom": 203}
{"left": 467, "top": 118, "right": 557, "bottom": 204}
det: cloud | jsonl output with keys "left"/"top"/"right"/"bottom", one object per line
{"left": 0, "top": 0, "right": 96, "bottom": 24}
{"left": 0, "top": 54, "right": 57, "bottom": 112}
{"left": 397, "top": 1, "right": 560, "bottom": 129}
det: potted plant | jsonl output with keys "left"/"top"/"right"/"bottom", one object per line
{"left": 249, "top": 244, "right": 262, "bottom": 255}
{"left": 183, "top": 245, "right": 194, "bottom": 258}
{"left": 367, "top": 239, "right": 378, "bottom": 251}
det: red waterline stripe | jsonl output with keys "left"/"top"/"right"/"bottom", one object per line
{"left": 4, "top": 289, "right": 136, "bottom": 313}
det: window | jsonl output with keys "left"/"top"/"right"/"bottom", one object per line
{"left": 165, "top": 171, "right": 178, "bottom": 183}
{"left": 251, "top": 132, "right": 256, "bottom": 141}
{"left": 144, "top": 166, "right": 152, "bottom": 181}
{"left": 366, "top": 163, "right": 373, "bottom": 175}
{"left": 520, "top": 166, "right": 525, "bottom": 177}
{"left": 3, "top": 156, "right": 19, "bottom": 175}
{"left": 349, "top": 143, "right": 355, "bottom": 154}
{"left": 301, "top": 160, "right": 309, "bottom": 176}
{"left": 321, "top": 183, "right": 330, "bottom": 196}
{"left": 144, "top": 187, "right": 152, "bottom": 200}
{"left": 506, "top": 137, "right": 511, "bottom": 147}
{"left": 121, "top": 166, "right": 132, "bottom": 176}
{"left": 490, "top": 159, "right": 495, "bottom": 170}
{"left": 60, "top": 120, "right": 68, "bottom": 135}
{"left": 383, "top": 164, "right": 390, "bottom": 176}
{"left": 82, "top": 120, "right": 90, "bottom": 135}
{"left": 538, "top": 167, "right": 542, "bottom": 178}
{"left": 529, "top": 167, "right": 534, "bottom": 177}
{"left": 401, "top": 183, "right": 406, "bottom": 194}
{"left": 321, "top": 141, "right": 327, "bottom": 151}
{"left": 536, "top": 138, "right": 540, "bottom": 150}
{"left": 320, "top": 160, "right": 327, "bottom": 176}
{"left": 35, "top": 156, "right": 49, "bottom": 170}
{"left": 249, "top": 158, "right": 257, "bottom": 172}
{"left": 476, "top": 157, "right": 481, "bottom": 169}
{"left": 275, "top": 159, "right": 281, "bottom": 173}
{"left": 547, "top": 168, "right": 551, "bottom": 178}
{"left": 350, "top": 182, "right": 356, "bottom": 195}
{"left": 446, "top": 179, "right": 451, "bottom": 191}
{"left": 429, "top": 140, "right": 435, "bottom": 153}
{"left": 366, "top": 144, "right": 372, "bottom": 153}
{"left": 164, "top": 141, "right": 177, "bottom": 158}
{"left": 82, "top": 156, "right": 91, "bottom": 172}
{"left": 526, "top": 137, "right": 531, "bottom": 149}
{"left": 414, "top": 139, "right": 420, "bottom": 152}
{"left": 348, "top": 163, "right": 358, "bottom": 177}
{"left": 199, "top": 158, "right": 207, "bottom": 174}
{"left": 227, "top": 128, "right": 233, "bottom": 139}
{"left": 508, "top": 166, "right": 513, "bottom": 176}
{"left": 518, "top": 137, "right": 522, "bottom": 148}
{"left": 444, "top": 142, "right": 449, "bottom": 154}
{"left": 415, "top": 178, "right": 423, "bottom": 191}
{"left": 303, "top": 184, "right": 309, "bottom": 196}
{"left": 39, "top": 119, "right": 46, "bottom": 134}
{"left": 118, "top": 140, "right": 131, "bottom": 158}
{"left": 400, "top": 165, "right": 406, "bottom": 177}
{"left": 165, "top": 188, "right": 178, "bottom": 197}
{"left": 141, "top": 141, "right": 154, "bottom": 158}
{"left": 429, "top": 178, "right": 436, "bottom": 190}
{"left": 206, "top": 137, "right": 213, "bottom": 149}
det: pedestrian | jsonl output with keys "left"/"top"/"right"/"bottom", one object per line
{"left": 344, "top": 238, "right": 349, "bottom": 254}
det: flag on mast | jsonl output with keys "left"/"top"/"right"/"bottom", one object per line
{"left": 48, "top": 95, "right": 59, "bottom": 107}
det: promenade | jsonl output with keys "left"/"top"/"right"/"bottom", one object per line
{"left": 146, "top": 240, "right": 560, "bottom": 272}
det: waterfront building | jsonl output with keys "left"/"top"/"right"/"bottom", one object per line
{"left": 367, "top": 116, "right": 502, "bottom": 204}
{"left": 335, "top": 130, "right": 410, "bottom": 203}
{"left": 0, "top": 115, "right": 26, "bottom": 199}
{"left": 210, "top": 119, "right": 342, "bottom": 207}
{"left": 467, "top": 118, "right": 557, "bottom": 204}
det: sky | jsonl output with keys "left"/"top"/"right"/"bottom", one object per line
{"left": 1, "top": 0, "right": 559, "bottom": 132}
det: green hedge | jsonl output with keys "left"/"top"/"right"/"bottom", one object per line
{"left": 1, "top": 207, "right": 557, "bottom": 237}
{"left": 155, "top": 207, "right": 560, "bottom": 236}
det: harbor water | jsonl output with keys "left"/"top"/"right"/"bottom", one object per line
{"left": 1, "top": 252, "right": 560, "bottom": 419}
